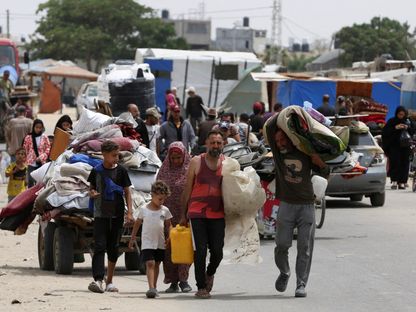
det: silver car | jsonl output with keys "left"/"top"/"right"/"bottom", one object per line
{"left": 325, "top": 131, "right": 387, "bottom": 207}
{"left": 76, "top": 82, "right": 98, "bottom": 117}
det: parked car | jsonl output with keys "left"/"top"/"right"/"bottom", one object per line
{"left": 325, "top": 131, "right": 387, "bottom": 207}
{"left": 76, "top": 81, "right": 98, "bottom": 117}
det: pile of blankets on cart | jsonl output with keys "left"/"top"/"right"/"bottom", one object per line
{"left": 0, "top": 109, "right": 161, "bottom": 234}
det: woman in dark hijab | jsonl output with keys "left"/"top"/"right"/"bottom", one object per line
{"left": 382, "top": 106, "right": 414, "bottom": 189}
{"left": 55, "top": 114, "right": 73, "bottom": 132}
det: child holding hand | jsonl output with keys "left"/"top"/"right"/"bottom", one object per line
{"left": 129, "top": 181, "right": 172, "bottom": 298}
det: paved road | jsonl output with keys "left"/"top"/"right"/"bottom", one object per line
{"left": 0, "top": 184, "right": 415, "bottom": 312}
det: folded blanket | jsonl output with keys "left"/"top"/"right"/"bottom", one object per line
{"left": 277, "top": 106, "right": 346, "bottom": 161}
{"left": 69, "top": 154, "right": 103, "bottom": 168}
{"left": 73, "top": 137, "right": 139, "bottom": 153}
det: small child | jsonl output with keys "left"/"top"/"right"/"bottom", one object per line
{"left": 87, "top": 140, "right": 133, "bottom": 293}
{"left": 129, "top": 181, "right": 173, "bottom": 298}
{"left": 5, "top": 148, "right": 27, "bottom": 202}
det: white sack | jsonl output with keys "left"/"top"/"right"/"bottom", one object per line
{"left": 30, "top": 162, "right": 52, "bottom": 183}
{"left": 223, "top": 216, "right": 261, "bottom": 265}
{"left": 222, "top": 157, "right": 266, "bottom": 216}
{"left": 73, "top": 106, "right": 111, "bottom": 134}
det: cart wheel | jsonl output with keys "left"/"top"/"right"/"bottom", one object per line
{"left": 315, "top": 198, "right": 326, "bottom": 229}
{"left": 125, "top": 249, "right": 146, "bottom": 274}
{"left": 38, "top": 222, "right": 56, "bottom": 271}
{"left": 54, "top": 226, "right": 75, "bottom": 275}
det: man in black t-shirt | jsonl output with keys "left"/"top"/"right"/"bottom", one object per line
{"left": 265, "top": 114, "right": 329, "bottom": 298}
{"left": 185, "top": 87, "right": 206, "bottom": 132}
{"left": 87, "top": 140, "right": 133, "bottom": 294}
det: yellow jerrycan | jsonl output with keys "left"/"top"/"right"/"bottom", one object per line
{"left": 170, "top": 225, "right": 194, "bottom": 264}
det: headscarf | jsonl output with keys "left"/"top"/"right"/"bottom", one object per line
{"left": 31, "top": 119, "right": 44, "bottom": 158}
{"left": 55, "top": 114, "right": 73, "bottom": 131}
{"left": 157, "top": 141, "right": 191, "bottom": 223}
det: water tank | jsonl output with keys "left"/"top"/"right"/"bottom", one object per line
{"left": 243, "top": 17, "right": 249, "bottom": 27}
{"left": 292, "top": 43, "right": 301, "bottom": 52}
{"left": 161, "top": 9, "right": 170, "bottom": 19}
{"left": 98, "top": 62, "right": 155, "bottom": 117}
{"left": 109, "top": 79, "right": 155, "bottom": 118}
{"left": 301, "top": 43, "right": 310, "bottom": 52}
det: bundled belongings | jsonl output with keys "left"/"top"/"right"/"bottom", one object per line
{"left": 221, "top": 157, "right": 266, "bottom": 264}
{"left": 0, "top": 183, "right": 45, "bottom": 232}
{"left": 277, "top": 106, "right": 346, "bottom": 161}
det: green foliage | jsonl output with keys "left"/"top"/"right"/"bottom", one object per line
{"left": 29, "top": 0, "right": 188, "bottom": 71}
{"left": 285, "top": 54, "right": 316, "bottom": 72}
{"left": 335, "top": 17, "right": 416, "bottom": 66}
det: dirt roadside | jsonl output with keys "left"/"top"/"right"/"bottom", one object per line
{"left": 0, "top": 107, "right": 185, "bottom": 311}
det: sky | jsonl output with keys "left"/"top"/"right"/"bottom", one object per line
{"left": 2, "top": 0, "right": 416, "bottom": 47}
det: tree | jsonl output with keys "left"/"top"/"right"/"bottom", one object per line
{"left": 29, "top": 0, "right": 188, "bottom": 72}
{"left": 335, "top": 17, "right": 416, "bottom": 67}
{"left": 284, "top": 53, "right": 316, "bottom": 72}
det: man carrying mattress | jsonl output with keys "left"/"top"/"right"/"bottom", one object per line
{"left": 265, "top": 113, "right": 329, "bottom": 298}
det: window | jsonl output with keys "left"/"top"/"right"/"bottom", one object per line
{"left": 87, "top": 85, "right": 98, "bottom": 97}
{"left": 0, "top": 46, "right": 16, "bottom": 67}
{"left": 214, "top": 64, "right": 239, "bottom": 80}
{"left": 348, "top": 133, "right": 375, "bottom": 146}
{"left": 187, "top": 22, "right": 208, "bottom": 34}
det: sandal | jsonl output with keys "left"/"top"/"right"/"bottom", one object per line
{"left": 105, "top": 283, "right": 119, "bottom": 292}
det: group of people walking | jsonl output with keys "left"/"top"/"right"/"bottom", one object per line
{"left": 87, "top": 95, "right": 324, "bottom": 299}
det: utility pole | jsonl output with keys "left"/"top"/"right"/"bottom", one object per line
{"left": 6, "top": 9, "right": 10, "bottom": 38}
{"left": 271, "top": 0, "right": 282, "bottom": 64}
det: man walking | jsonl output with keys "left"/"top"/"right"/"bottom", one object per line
{"left": 144, "top": 107, "right": 161, "bottom": 154}
{"left": 185, "top": 87, "right": 206, "bottom": 132}
{"left": 0, "top": 70, "right": 14, "bottom": 105}
{"left": 181, "top": 130, "right": 225, "bottom": 299}
{"left": 5, "top": 105, "right": 33, "bottom": 161}
{"left": 160, "top": 105, "right": 195, "bottom": 157}
{"left": 265, "top": 114, "right": 329, "bottom": 298}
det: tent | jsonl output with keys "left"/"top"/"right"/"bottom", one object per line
{"left": 136, "top": 48, "right": 262, "bottom": 115}
{"left": 399, "top": 72, "right": 416, "bottom": 111}
{"left": 274, "top": 78, "right": 401, "bottom": 119}
{"left": 24, "top": 59, "right": 98, "bottom": 113}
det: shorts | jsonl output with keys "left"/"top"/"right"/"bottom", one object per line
{"left": 141, "top": 249, "right": 165, "bottom": 262}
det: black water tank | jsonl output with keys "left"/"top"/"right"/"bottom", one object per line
{"left": 301, "top": 43, "right": 310, "bottom": 52}
{"left": 243, "top": 17, "right": 249, "bottom": 27}
{"left": 162, "top": 9, "right": 169, "bottom": 19}
{"left": 109, "top": 78, "right": 155, "bottom": 117}
{"left": 292, "top": 43, "right": 301, "bottom": 52}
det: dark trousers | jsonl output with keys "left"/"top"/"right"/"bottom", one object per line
{"left": 27, "top": 165, "right": 39, "bottom": 188}
{"left": 389, "top": 149, "right": 410, "bottom": 184}
{"left": 190, "top": 116, "right": 202, "bottom": 133}
{"left": 274, "top": 201, "right": 315, "bottom": 287}
{"left": 92, "top": 217, "right": 123, "bottom": 281}
{"left": 190, "top": 218, "right": 225, "bottom": 290}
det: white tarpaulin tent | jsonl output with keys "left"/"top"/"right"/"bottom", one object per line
{"left": 135, "top": 48, "right": 262, "bottom": 113}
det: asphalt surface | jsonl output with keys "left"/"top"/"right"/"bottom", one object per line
{"left": 0, "top": 184, "right": 415, "bottom": 312}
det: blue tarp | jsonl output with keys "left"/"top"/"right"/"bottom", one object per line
{"left": 144, "top": 58, "right": 173, "bottom": 116}
{"left": 276, "top": 80, "right": 401, "bottom": 119}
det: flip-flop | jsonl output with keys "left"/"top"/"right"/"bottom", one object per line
{"left": 105, "top": 283, "right": 119, "bottom": 292}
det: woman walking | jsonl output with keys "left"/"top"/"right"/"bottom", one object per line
{"left": 23, "top": 119, "right": 51, "bottom": 187}
{"left": 157, "top": 141, "right": 192, "bottom": 293}
{"left": 382, "top": 106, "right": 414, "bottom": 189}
